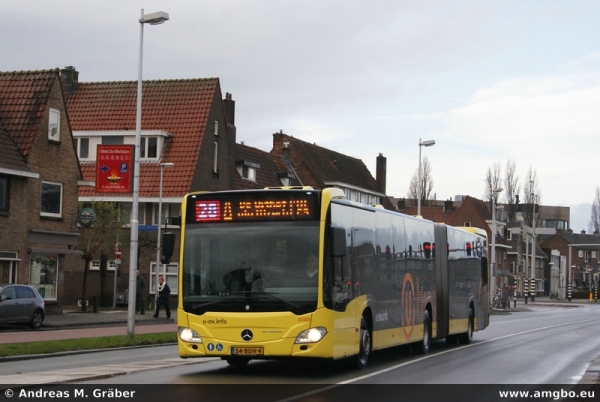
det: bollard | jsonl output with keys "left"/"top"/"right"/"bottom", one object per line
{"left": 590, "top": 292, "right": 593, "bottom": 303}
{"left": 513, "top": 296, "right": 516, "bottom": 308}
{"left": 92, "top": 296, "right": 98, "bottom": 313}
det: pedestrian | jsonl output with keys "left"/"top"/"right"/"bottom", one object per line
{"left": 136, "top": 270, "right": 145, "bottom": 314}
{"left": 154, "top": 276, "right": 171, "bottom": 319}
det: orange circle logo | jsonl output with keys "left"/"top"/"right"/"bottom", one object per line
{"left": 401, "top": 272, "right": 416, "bottom": 340}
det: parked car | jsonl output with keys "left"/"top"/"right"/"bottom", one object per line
{"left": 0, "top": 284, "right": 45, "bottom": 329}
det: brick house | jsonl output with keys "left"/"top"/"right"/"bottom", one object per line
{"left": 270, "top": 132, "right": 394, "bottom": 210}
{"left": 234, "top": 142, "right": 301, "bottom": 189}
{"left": 62, "top": 67, "right": 237, "bottom": 308}
{"left": 539, "top": 230, "right": 600, "bottom": 296}
{"left": 0, "top": 69, "right": 85, "bottom": 313}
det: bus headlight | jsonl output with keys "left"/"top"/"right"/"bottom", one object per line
{"left": 295, "top": 327, "right": 327, "bottom": 344}
{"left": 178, "top": 326, "right": 202, "bottom": 343}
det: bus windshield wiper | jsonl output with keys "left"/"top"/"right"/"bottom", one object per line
{"left": 227, "top": 291, "right": 302, "bottom": 311}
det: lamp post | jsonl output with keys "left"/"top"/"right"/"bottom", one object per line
{"left": 417, "top": 138, "right": 435, "bottom": 216}
{"left": 155, "top": 162, "right": 174, "bottom": 307}
{"left": 530, "top": 189, "right": 536, "bottom": 302}
{"left": 127, "top": 9, "right": 169, "bottom": 337}
{"left": 491, "top": 188, "right": 503, "bottom": 306}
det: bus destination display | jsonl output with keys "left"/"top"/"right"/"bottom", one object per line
{"left": 190, "top": 194, "right": 318, "bottom": 223}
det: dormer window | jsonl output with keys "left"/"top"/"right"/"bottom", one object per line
{"left": 277, "top": 172, "right": 294, "bottom": 187}
{"left": 236, "top": 161, "right": 260, "bottom": 182}
{"left": 140, "top": 137, "right": 158, "bottom": 159}
{"left": 242, "top": 165, "right": 255, "bottom": 180}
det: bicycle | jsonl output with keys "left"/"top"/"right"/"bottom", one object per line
{"left": 492, "top": 294, "right": 506, "bottom": 309}
{"left": 549, "top": 290, "right": 561, "bottom": 300}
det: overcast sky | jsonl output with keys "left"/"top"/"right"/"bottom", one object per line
{"left": 2, "top": 1, "right": 599, "bottom": 232}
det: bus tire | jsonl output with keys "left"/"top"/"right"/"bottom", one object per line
{"left": 356, "top": 316, "right": 371, "bottom": 369}
{"left": 415, "top": 310, "right": 431, "bottom": 355}
{"left": 459, "top": 307, "right": 474, "bottom": 345}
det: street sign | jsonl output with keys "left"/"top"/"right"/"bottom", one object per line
{"left": 115, "top": 246, "right": 122, "bottom": 264}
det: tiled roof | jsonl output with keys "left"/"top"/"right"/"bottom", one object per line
{"left": 0, "top": 69, "right": 58, "bottom": 160}
{"left": 271, "top": 133, "right": 396, "bottom": 210}
{"left": 65, "top": 78, "right": 220, "bottom": 198}
{"left": 558, "top": 231, "right": 600, "bottom": 247}
{"left": 272, "top": 133, "right": 379, "bottom": 191}
{"left": 403, "top": 206, "right": 457, "bottom": 224}
{"left": 234, "top": 143, "right": 300, "bottom": 189}
{"left": 0, "top": 129, "right": 31, "bottom": 173}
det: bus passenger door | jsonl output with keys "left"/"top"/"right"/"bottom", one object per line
{"left": 330, "top": 226, "right": 355, "bottom": 359}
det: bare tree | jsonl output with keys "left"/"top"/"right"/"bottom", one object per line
{"left": 407, "top": 156, "right": 434, "bottom": 207}
{"left": 523, "top": 167, "right": 541, "bottom": 228}
{"left": 77, "top": 201, "right": 120, "bottom": 311}
{"left": 484, "top": 162, "right": 502, "bottom": 203}
{"left": 503, "top": 159, "right": 520, "bottom": 223}
{"left": 589, "top": 187, "right": 600, "bottom": 234}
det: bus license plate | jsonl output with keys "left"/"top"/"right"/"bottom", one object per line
{"left": 231, "top": 346, "right": 264, "bottom": 356}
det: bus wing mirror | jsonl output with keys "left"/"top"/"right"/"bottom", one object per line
{"left": 161, "top": 232, "right": 176, "bottom": 264}
{"left": 332, "top": 227, "right": 346, "bottom": 257}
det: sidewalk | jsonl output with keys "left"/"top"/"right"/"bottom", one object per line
{"left": 0, "top": 306, "right": 177, "bottom": 345}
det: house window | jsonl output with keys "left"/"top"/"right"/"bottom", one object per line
{"left": 102, "top": 136, "right": 124, "bottom": 145}
{"left": 213, "top": 142, "right": 219, "bottom": 173}
{"left": 242, "top": 166, "right": 256, "bottom": 181}
{"left": 507, "top": 229, "right": 512, "bottom": 241}
{"left": 119, "top": 202, "right": 146, "bottom": 225}
{"left": 48, "top": 108, "right": 60, "bottom": 141}
{"left": 90, "top": 260, "right": 116, "bottom": 272}
{"left": 464, "top": 222, "right": 471, "bottom": 227}
{"left": 140, "top": 137, "right": 158, "bottom": 159}
{"left": 40, "top": 181, "right": 63, "bottom": 218}
{"left": 30, "top": 253, "right": 57, "bottom": 300}
{"left": 150, "top": 262, "right": 178, "bottom": 295}
{"left": 579, "top": 250, "right": 584, "bottom": 258}
{"left": 73, "top": 137, "right": 90, "bottom": 159}
{"left": 0, "top": 176, "right": 8, "bottom": 212}
{"left": 153, "top": 203, "right": 179, "bottom": 225}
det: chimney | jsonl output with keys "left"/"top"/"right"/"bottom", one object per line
{"left": 60, "top": 66, "right": 79, "bottom": 96}
{"left": 223, "top": 92, "right": 236, "bottom": 142}
{"left": 376, "top": 153, "right": 387, "bottom": 195}
{"left": 281, "top": 141, "right": 291, "bottom": 163}
{"left": 581, "top": 230, "right": 586, "bottom": 235}
{"left": 397, "top": 198, "right": 406, "bottom": 211}
{"left": 444, "top": 199, "right": 453, "bottom": 212}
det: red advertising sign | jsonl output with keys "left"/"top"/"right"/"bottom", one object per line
{"left": 95, "top": 145, "right": 134, "bottom": 193}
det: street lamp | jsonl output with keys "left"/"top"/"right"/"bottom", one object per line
{"left": 128, "top": 8, "right": 169, "bottom": 337}
{"left": 530, "top": 188, "right": 536, "bottom": 302}
{"left": 491, "top": 187, "right": 503, "bottom": 306}
{"left": 155, "top": 162, "right": 174, "bottom": 307}
{"left": 417, "top": 138, "right": 435, "bottom": 216}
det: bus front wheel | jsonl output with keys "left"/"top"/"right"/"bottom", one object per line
{"left": 356, "top": 316, "right": 371, "bottom": 369}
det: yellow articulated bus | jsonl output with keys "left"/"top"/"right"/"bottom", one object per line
{"left": 172, "top": 187, "right": 489, "bottom": 369}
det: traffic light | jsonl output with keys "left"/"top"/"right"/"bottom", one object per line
{"left": 423, "top": 242, "right": 431, "bottom": 259}
{"left": 161, "top": 232, "right": 176, "bottom": 264}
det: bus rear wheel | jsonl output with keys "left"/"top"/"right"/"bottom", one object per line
{"left": 459, "top": 308, "right": 474, "bottom": 345}
{"left": 356, "top": 316, "right": 371, "bottom": 369}
{"left": 414, "top": 310, "right": 431, "bottom": 355}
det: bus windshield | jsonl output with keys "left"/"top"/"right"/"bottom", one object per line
{"left": 181, "top": 221, "right": 320, "bottom": 315}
